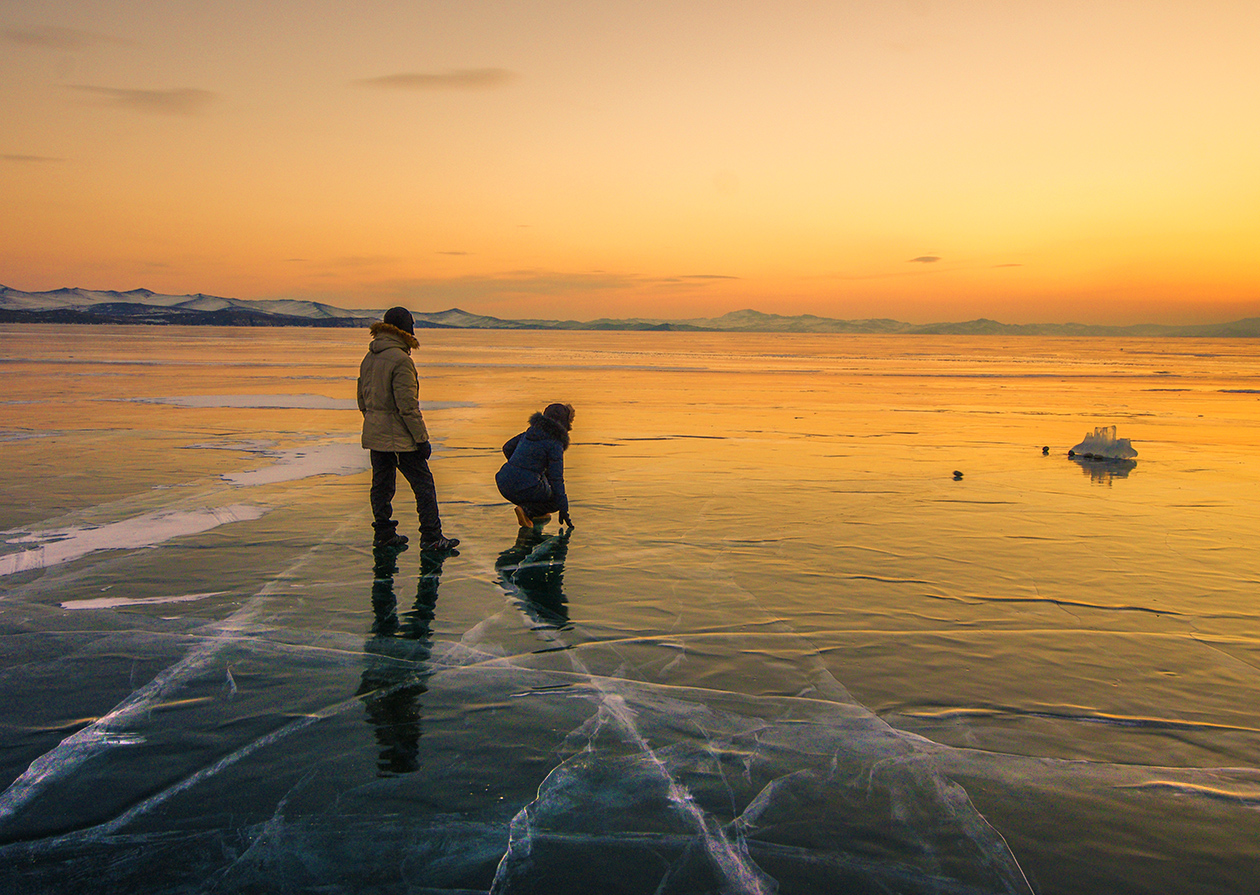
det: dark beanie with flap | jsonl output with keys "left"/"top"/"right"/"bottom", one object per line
{"left": 382, "top": 306, "right": 415, "bottom": 335}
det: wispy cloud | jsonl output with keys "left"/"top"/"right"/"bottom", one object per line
{"left": 430, "top": 271, "right": 644, "bottom": 297}
{"left": 66, "top": 86, "right": 218, "bottom": 116}
{"left": 371, "top": 269, "right": 733, "bottom": 307}
{"left": 680, "top": 274, "right": 739, "bottom": 280}
{"left": 329, "top": 254, "right": 400, "bottom": 268}
{"left": 908, "top": 255, "right": 941, "bottom": 263}
{"left": 3, "top": 26, "right": 127, "bottom": 50}
{"left": 438, "top": 251, "right": 472, "bottom": 256}
{"left": 355, "top": 68, "right": 516, "bottom": 91}
{"left": 299, "top": 254, "right": 400, "bottom": 277}
{"left": 993, "top": 263, "right": 1023, "bottom": 268}
{"left": 2, "top": 153, "right": 65, "bottom": 164}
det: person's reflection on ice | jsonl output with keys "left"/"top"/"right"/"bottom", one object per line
{"left": 357, "top": 545, "right": 451, "bottom": 775}
{"left": 495, "top": 526, "right": 572, "bottom": 630}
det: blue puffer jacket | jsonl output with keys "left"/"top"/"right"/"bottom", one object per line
{"left": 495, "top": 413, "right": 569, "bottom": 514}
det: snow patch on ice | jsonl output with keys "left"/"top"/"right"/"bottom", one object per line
{"left": 0, "top": 428, "right": 56, "bottom": 442}
{"left": 127, "top": 395, "right": 477, "bottom": 411}
{"left": 184, "top": 439, "right": 279, "bottom": 452}
{"left": 61, "top": 591, "right": 227, "bottom": 611}
{"left": 221, "top": 442, "right": 370, "bottom": 486}
{"left": 0, "top": 505, "right": 267, "bottom": 577}
{"left": 129, "top": 394, "right": 358, "bottom": 410}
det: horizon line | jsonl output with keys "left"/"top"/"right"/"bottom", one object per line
{"left": 1, "top": 284, "right": 1257, "bottom": 331}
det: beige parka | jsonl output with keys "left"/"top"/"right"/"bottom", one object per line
{"left": 357, "top": 322, "right": 430, "bottom": 451}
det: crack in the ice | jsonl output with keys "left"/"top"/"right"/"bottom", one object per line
{"left": 490, "top": 549, "right": 778, "bottom": 895}
{"left": 0, "top": 521, "right": 356, "bottom": 834}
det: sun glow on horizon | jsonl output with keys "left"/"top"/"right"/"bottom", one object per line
{"left": 2, "top": 0, "right": 1258, "bottom": 325}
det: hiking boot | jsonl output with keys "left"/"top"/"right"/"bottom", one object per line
{"left": 419, "top": 535, "right": 460, "bottom": 553}
{"left": 514, "top": 506, "right": 533, "bottom": 528}
{"left": 373, "top": 531, "right": 409, "bottom": 549}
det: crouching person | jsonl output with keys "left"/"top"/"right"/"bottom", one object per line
{"left": 496, "top": 403, "right": 575, "bottom": 530}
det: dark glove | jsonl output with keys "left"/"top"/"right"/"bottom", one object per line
{"left": 559, "top": 511, "right": 574, "bottom": 529}
{"left": 418, "top": 441, "right": 432, "bottom": 461}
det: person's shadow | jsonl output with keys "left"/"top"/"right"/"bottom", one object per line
{"left": 357, "top": 546, "right": 450, "bottom": 775}
{"left": 495, "top": 527, "right": 572, "bottom": 630}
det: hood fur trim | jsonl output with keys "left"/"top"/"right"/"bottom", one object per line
{"left": 528, "top": 411, "right": 570, "bottom": 450}
{"left": 370, "top": 321, "right": 420, "bottom": 350}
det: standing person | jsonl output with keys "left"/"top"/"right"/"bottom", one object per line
{"left": 496, "top": 403, "right": 576, "bottom": 530}
{"left": 357, "top": 306, "right": 459, "bottom": 552}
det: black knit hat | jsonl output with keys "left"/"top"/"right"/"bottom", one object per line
{"left": 382, "top": 306, "right": 415, "bottom": 335}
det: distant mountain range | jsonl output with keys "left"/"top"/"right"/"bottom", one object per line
{"left": 3, "top": 286, "right": 1259, "bottom": 337}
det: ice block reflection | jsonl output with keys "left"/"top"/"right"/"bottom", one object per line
{"left": 1071, "top": 455, "right": 1138, "bottom": 484}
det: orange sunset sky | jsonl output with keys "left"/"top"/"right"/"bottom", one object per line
{"left": 2, "top": 0, "right": 1258, "bottom": 325}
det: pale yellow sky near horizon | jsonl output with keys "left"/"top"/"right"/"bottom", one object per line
{"left": 2, "top": 0, "right": 1258, "bottom": 324}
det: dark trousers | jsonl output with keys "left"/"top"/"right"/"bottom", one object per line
{"left": 370, "top": 448, "right": 442, "bottom": 539}
{"left": 496, "top": 468, "right": 558, "bottom": 519}
{"left": 517, "top": 493, "right": 560, "bottom": 519}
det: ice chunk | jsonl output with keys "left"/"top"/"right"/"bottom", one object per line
{"left": 1070, "top": 425, "right": 1137, "bottom": 460}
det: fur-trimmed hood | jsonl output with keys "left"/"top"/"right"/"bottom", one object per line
{"left": 369, "top": 321, "right": 420, "bottom": 352}
{"left": 526, "top": 412, "right": 570, "bottom": 450}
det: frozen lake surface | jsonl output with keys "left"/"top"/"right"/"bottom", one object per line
{"left": 2, "top": 325, "right": 1259, "bottom": 894}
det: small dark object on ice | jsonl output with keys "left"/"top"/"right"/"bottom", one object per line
{"left": 1042, "top": 446, "right": 1050, "bottom": 455}
{"left": 1068, "top": 450, "right": 1076, "bottom": 458}
{"left": 952, "top": 470, "right": 964, "bottom": 480}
